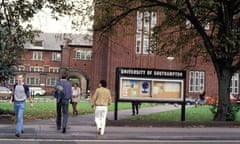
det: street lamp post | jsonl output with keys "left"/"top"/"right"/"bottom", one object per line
{"left": 167, "top": 56, "right": 175, "bottom": 69}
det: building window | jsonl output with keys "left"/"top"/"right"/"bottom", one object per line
{"left": 32, "top": 51, "right": 43, "bottom": 60}
{"left": 52, "top": 52, "right": 61, "bottom": 61}
{"left": 49, "top": 67, "right": 59, "bottom": 73}
{"left": 46, "top": 77, "right": 58, "bottom": 86}
{"left": 136, "top": 11, "right": 157, "bottom": 54}
{"left": 230, "top": 73, "right": 239, "bottom": 94}
{"left": 189, "top": 71, "right": 205, "bottom": 92}
{"left": 8, "top": 77, "right": 16, "bottom": 85}
{"left": 33, "top": 40, "right": 43, "bottom": 47}
{"left": 75, "top": 49, "right": 92, "bottom": 60}
{"left": 30, "top": 66, "right": 44, "bottom": 72}
{"left": 186, "top": 19, "right": 210, "bottom": 30}
{"left": 17, "top": 65, "right": 25, "bottom": 71}
{"left": 26, "top": 77, "right": 40, "bottom": 85}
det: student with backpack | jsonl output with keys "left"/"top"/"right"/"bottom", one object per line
{"left": 9, "top": 74, "right": 33, "bottom": 137}
{"left": 54, "top": 72, "right": 72, "bottom": 133}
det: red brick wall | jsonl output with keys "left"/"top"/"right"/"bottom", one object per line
{"left": 91, "top": 11, "right": 219, "bottom": 99}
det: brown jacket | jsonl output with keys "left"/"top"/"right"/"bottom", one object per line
{"left": 92, "top": 87, "right": 111, "bottom": 106}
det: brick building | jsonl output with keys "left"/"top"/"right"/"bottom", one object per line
{"left": 91, "top": 10, "right": 239, "bottom": 100}
{"left": 8, "top": 12, "right": 239, "bottom": 100}
{"left": 9, "top": 33, "right": 93, "bottom": 96}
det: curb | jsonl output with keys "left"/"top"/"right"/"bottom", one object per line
{"left": 107, "top": 120, "right": 240, "bottom": 128}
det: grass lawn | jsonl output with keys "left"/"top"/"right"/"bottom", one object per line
{"left": 1, "top": 100, "right": 240, "bottom": 122}
{"left": 0, "top": 101, "right": 154, "bottom": 120}
{"left": 129, "top": 105, "right": 240, "bottom": 122}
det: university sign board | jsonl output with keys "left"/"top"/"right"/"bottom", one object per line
{"left": 116, "top": 67, "right": 186, "bottom": 103}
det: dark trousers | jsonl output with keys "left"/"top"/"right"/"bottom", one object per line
{"left": 71, "top": 102, "right": 78, "bottom": 115}
{"left": 56, "top": 100, "right": 69, "bottom": 129}
{"left": 131, "top": 102, "right": 140, "bottom": 115}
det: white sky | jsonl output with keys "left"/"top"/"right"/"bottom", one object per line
{"left": 31, "top": 9, "right": 92, "bottom": 34}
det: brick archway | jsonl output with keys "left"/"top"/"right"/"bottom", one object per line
{"left": 68, "top": 70, "right": 90, "bottom": 96}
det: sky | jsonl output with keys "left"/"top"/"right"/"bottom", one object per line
{"left": 31, "top": 9, "right": 92, "bottom": 34}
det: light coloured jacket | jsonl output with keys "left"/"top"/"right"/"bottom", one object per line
{"left": 92, "top": 87, "right": 112, "bottom": 106}
{"left": 72, "top": 87, "right": 81, "bottom": 102}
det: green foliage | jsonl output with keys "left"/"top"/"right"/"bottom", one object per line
{"left": 129, "top": 106, "right": 214, "bottom": 122}
{"left": 0, "top": 101, "right": 153, "bottom": 120}
{"left": 210, "top": 103, "right": 240, "bottom": 121}
{"left": 93, "top": 0, "right": 240, "bottom": 121}
{"left": 0, "top": 0, "right": 91, "bottom": 83}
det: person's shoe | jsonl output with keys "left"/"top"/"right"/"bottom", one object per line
{"left": 62, "top": 128, "right": 66, "bottom": 133}
{"left": 97, "top": 128, "right": 101, "bottom": 135}
{"left": 15, "top": 133, "right": 20, "bottom": 137}
{"left": 21, "top": 130, "right": 24, "bottom": 133}
{"left": 132, "top": 113, "right": 135, "bottom": 116}
{"left": 100, "top": 131, "right": 104, "bottom": 135}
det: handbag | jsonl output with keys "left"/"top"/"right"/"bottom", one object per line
{"left": 70, "top": 98, "right": 73, "bottom": 104}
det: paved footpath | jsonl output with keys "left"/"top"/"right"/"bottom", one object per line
{"left": 1, "top": 104, "right": 240, "bottom": 140}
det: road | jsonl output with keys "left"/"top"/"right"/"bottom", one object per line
{"left": 1, "top": 126, "right": 240, "bottom": 144}
{"left": 0, "top": 139, "right": 240, "bottom": 144}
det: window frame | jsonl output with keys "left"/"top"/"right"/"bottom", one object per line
{"left": 26, "top": 77, "right": 40, "bottom": 86}
{"left": 136, "top": 11, "right": 157, "bottom": 54}
{"left": 230, "top": 73, "right": 239, "bottom": 94}
{"left": 46, "top": 77, "right": 59, "bottom": 86}
{"left": 52, "top": 52, "right": 61, "bottom": 61}
{"left": 32, "top": 51, "right": 43, "bottom": 61}
{"left": 75, "top": 49, "right": 92, "bottom": 60}
{"left": 49, "top": 67, "right": 59, "bottom": 73}
{"left": 189, "top": 71, "right": 205, "bottom": 93}
{"left": 30, "top": 66, "right": 44, "bottom": 72}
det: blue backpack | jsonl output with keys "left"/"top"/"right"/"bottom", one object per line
{"left": 54, "top": 81, "right": 65, "bottom": 102}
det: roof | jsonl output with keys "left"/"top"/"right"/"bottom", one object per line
{"left": 24, "top": 33, "right": 93, "bottom": 51}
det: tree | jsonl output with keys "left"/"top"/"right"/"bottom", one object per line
{"left": 92, "top": 0, "right": 240, "bottom": 121}
{"left": 0, "top": 0, "right": 93, "bottom": 83}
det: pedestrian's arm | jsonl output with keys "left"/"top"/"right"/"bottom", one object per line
{"left": 91, "top": 90, "right": 97, "bottom": 108}
{"left": 28, "top": 96, "right": 33, "bottom": 108}
{"left": 108, "top": 91, "right": 112, "bottom": 105}
{"left": 9, "top": 94, "right": 13, "bottom": 104}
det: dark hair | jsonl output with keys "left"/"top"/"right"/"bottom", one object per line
{"left": 74, "top": 82, "right": 79, "bottom": 86}
{"left": 61, "top": 72, "right": 68, "bottom": 79}
{"left": 100, "top": 80, "right": 107, "bottom": 88}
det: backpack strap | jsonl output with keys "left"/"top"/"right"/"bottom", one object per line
{"left": 23, "top": 84, "right": 30, "bottom": 97}
{"left": 12, "top": 83, "right": 29, "bottom": 101}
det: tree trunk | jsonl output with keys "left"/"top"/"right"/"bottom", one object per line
{"left": 214, "top": 67, "right": 232, "bottom": 121}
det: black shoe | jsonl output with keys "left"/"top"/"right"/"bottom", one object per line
{"left": 62, "top": 128, "right": 66, "bottom": 133}
{"left": 97, "top": 128, "right": 101, "bottom": 135}
{"left": 21, "top": 130, "right": 24, "bottom": 133}
{"left": 15, "top": 133, "right": 20, "bottom": 137}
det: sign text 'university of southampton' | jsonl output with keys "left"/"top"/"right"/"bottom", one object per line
{"left": 114, "top": 67, "right": 187, "bottom": 121}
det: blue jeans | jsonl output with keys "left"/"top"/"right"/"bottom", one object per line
{"left": 56, "top": 100, "right": 69, "bottom": 129}
{"left": 14, "top": 102, "right": 25, "bottom": 134}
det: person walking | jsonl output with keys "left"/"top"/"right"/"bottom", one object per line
{"left": 71, "top": 83, "right": 81, "bottom": 116}
{"left": 195, "top": 87, "right": 206, "bottom": 107}
{"left": 198, "top": 88, "right": 206, "bottom": 105}
{"left": 9, "top": 74, "right": 33, "bottom": 137}
{"left": 54, "top": 72, "right": 72, "bottom": 133}
{"left": 91, "top": 80, "right": 112, "bottom": 135}
{"left": 131, "top": 101, "right": 141, "bottom": 115}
